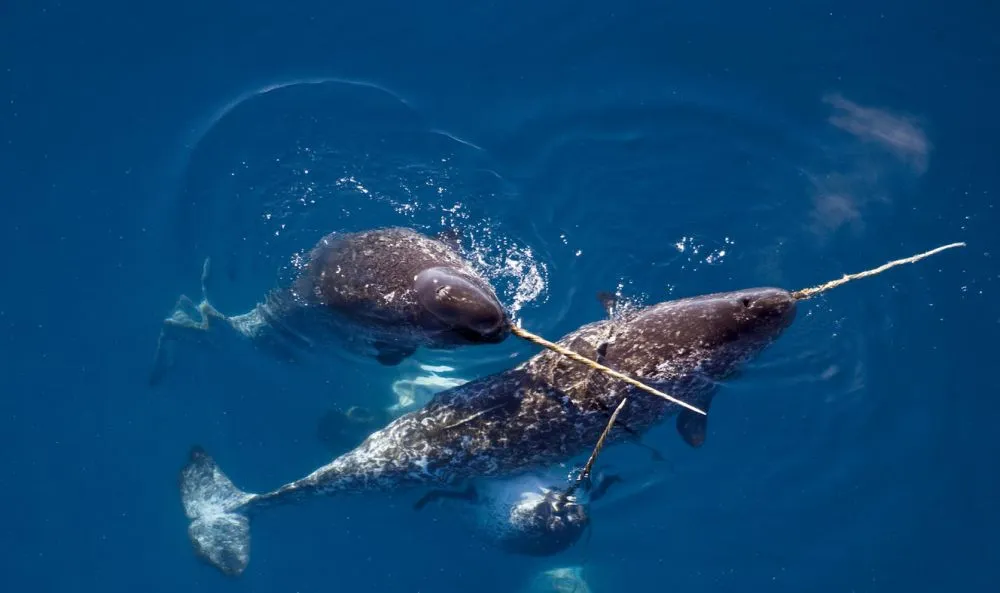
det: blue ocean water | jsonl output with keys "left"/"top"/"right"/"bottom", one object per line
{"left": 2, "top": 1, "right": 998, "bottom": 591}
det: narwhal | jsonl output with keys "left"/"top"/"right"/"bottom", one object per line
{"left": 150, "top": 226, "right": 510, "bottom": 385}
{"left": 177, "top": 242, "right": 963, "bottom": 575}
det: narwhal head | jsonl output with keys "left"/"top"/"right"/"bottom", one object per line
{"left": 495, "top": 487, "right": 590, "bottom": 557}
{"left": 414, "top": 266, "right": 510, "bottom": 345}
{"left": 605, "top": 287, "right": 797, "bottom": 386}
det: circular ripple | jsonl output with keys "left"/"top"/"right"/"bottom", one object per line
{"left": 166, "top": 76, "right": 959, "bottom": 581}
{"left": 168, "top": 78, "right": 551, "bottom": 371}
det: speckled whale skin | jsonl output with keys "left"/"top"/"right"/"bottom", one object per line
{"left": 179, "top": 287, "right": 797, "bottom": 575}
{"left": 229, "top": 226, "right": 510, "bottom": 362}
{"left": 151, "top": 227, "right": 510, "bottom": 384}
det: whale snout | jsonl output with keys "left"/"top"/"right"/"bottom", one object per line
{"left": 456, "top": 299, "right": 510, "bottom": 343}
{"left": 415, "top": 267, "right": 510, "bottom": 344}
{"left": 474, "top": 317, "right": 511, "bottom": 343}
{"left": 626, "top": 287, "right": 798, "bottom": 357}
{"left": 740, "top": 287, "right": 797, "bottom": 334}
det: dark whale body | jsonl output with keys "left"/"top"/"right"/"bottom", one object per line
{"left": 150, "top": 227, "right": 508, "bottom": 383}
{"left": 179, "top": 287, "right": 797, "bottom": 575}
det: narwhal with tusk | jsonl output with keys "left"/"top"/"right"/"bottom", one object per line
{"left": 177, "top": 243, "right": 963, "bottom": 575}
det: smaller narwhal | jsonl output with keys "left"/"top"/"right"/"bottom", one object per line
{"left": 150, "top": 227, "right": 510, "bottom": 385}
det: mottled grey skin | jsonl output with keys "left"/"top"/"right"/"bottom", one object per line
{"left": 410, "top": 293, "right": 643, "bottom": 558}
{"left": 179, "top": 287, "right": 797, "bottom": 575}
{"left": 151, "top": 227, "right": 508, "bottom": 384}
{"left": 413, "top": 469, "right": 620, "bottom": 557}
{"left": 491, "top": 487, "right": 590, "bottom": 556}
{"left": 481, "top": 473, "right": 622, "bottom": 557}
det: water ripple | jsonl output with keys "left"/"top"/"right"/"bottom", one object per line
{"left": 167, "top": 77, "right": 959, "bottom": 579}
{"left": 170, "top": 78, "right": 552, "bottom": 362}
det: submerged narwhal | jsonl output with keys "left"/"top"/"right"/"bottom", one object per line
{"left": 412, "top": 469, "right": 623, "bottom": 558}
{"left": 413, "top": 395, "right": 629, "bottom": 558}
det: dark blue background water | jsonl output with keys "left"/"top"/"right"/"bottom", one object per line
{"left": 2, "top": 1, "right": 997, "bottom": 592}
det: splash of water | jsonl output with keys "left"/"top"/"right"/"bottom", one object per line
{"left": 438, "top": 208, "right": 550, "bottom": 319}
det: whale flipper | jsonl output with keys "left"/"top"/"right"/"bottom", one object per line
{"left": 374, "top": 341, "right": 416, "bottom": 366}
{"left": 675, "top": 397, "right": 713, "bottom": 447}
{"left": 180, "top": 446, "right": 257, "bottom": 576}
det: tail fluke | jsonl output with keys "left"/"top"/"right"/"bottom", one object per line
{"left": 149, "top": 258, "right": 228, "bottom": 387}
{"left": 150, "top": 295, "right": 204, "bottom": 386}
{"left": 179, "top": 446, "right": 256, "bottom": 576}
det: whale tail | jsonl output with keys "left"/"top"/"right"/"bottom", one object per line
{"left": 179, "top": 446, "right": 258, "bottom": 576}
{"left": 149, "top": 258, "right": 233, "bottom": 387}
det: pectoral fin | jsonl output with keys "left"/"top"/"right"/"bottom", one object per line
{"left": 676, "top": 398, "right": 713, "bottom": 448}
